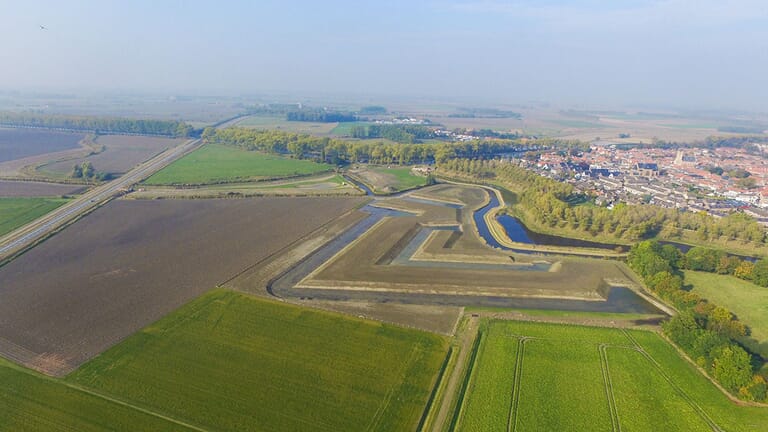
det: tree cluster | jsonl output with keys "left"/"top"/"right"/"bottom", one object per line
{"left": 452, "top": 128, "right": 522, "bottom": 140}
{"left": 0, "top": 112, "right": 194, "bottom": 137}
{"left": 677, "top": 246, "right": 768, "bottom": 288}
{"left": 70, "top": 161, "right": 111, "bottom": 181}
{"left": 351, "top": 124, "right": 435, "bottom": 144}
{"left": 286, "top": 109, "right": 356, "bottom": 123}
{"left": 628, "top": 240, "right": 767, "bottom": 401}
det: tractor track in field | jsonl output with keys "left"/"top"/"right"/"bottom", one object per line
{"left": 507, "top": 336, "right": 530, "bottom": 432}
{"left": 621, "top": 330, "right": 723, "bottom": 432}
{"left": 599, "top": 344, "right": 621, "bottom": 432}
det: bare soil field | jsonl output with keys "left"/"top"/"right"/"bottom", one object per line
{"left": 0, "top": 180, "right": 87, "bottom": 197}
{"left": 0, "top": 128, "right": 84, "bottom": 163}
{"left": 0, "top": 196, "right": 364, "bottom": 375}
{"left": 39, "top": 135, "right": 184, "bottom": 178}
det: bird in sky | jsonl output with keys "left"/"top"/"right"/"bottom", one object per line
{"left": 39, "top": 25, "right": 47, "bottom": 30}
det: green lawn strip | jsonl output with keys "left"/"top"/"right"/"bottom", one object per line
{"left": 144, "top": 144, "right": 332, "bottom": 185}
{"left": 0, "top": 197, "right": 68, "bottom": 237}
{"left": 685, "top": 270, "right": 768, "bottom": 347}
{"left": 459, "top": 323, "right": 519, "bottom": 431}
{"left": 628, "top": 330, "right": 768, "bottom": 432}
{"left": 0, "top": 358, "right": 188, "bottom": 432}
{"left": 514, "top": 339, "right": 613, "bottom": 431}
{"left": 607, "top": 347, "right": 713, "bottom": 431}
{"left": 67, "top": 289, "right": 448, "bottom": 432}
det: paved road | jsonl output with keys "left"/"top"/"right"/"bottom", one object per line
{"left": 0, "top": 138, "right": 202, "bottom": 260}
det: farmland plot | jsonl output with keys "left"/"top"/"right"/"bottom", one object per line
{"left": 0, "top": 196, "right": 365, "bottom": 375}
{"left": 0, "top": 197, "right": 68, "bottom": 236}
{"left": 144, "top": 144, "right": 332, "bottom": 185}
{"left": 39, "top": 135, "right": 184, "bottom": 178}
{"left": 68, "top": 289, "right": 449, "bottom": 432}
{"left": 0, "top": 180, "right": 85, "bottom": 197}
{"left": 455, "top": 321, "right": 768, "bottom": 432}
{"left": 0, "top": 128, "right": 84, "bottom": 163}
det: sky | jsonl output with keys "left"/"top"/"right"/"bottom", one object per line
{"left": 2, "top": 0, "right": 767, "bottom": 111}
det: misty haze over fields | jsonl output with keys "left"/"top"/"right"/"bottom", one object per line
{"left": 2, "top": 0, "right": 767, "bottom": 111}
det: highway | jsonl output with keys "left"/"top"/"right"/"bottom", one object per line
{"left": 0, "top": 137, "right": 202, "bottom": 260}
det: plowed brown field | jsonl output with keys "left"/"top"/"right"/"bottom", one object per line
{"left": 0, "top": 196, "right": 364, "bottom": 375}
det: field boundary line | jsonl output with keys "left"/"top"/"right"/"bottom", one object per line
{"left": 63, "top": 383, "right": 211, "bottom": 432}
{"left": 619, "top": 330, "right": 723, "bottom": 432}
{"left": 417, "top": 346, "right": 453, "bottom": 432}
{"left": 599, "top": 344, "right": 621, "bottom": 432}
{"left": 447, "top": 328, "right": 483, "bottom": 432}
{"left": 508, "top": 336, "right": 530, "bottom": 432}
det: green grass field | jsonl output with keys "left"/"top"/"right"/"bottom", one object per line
{"left": 370, "top": 166, "right": 427, "bottom": 192}
{"left": 144, "top": 144, "right": 332, "bottom": 185}
{"left": 454, "top": 320, "right": 768, "bottom": 432}
{"left": 330, "top": 121, "right": 370, "bottom": 136}
{"left": 685, "top": 270, "right": 768, "bottom": 354}
{"left": 0, "top": 197, "right": 68, "bottom": 237}
{"left": 0, "top": 358, "right": 186, "bottom": 431}
{"left": 236, "top": 116, "right": 339, "bottom": 134}
{"left": 67, "top": 289, "right": 448, "bottom": 432}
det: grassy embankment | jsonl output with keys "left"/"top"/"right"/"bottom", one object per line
{"left": 0, "top": 197, "right": 68, "bottom": 237}
{"left": 454, "top": 320, "right": 768, "bottom": 431}
{"left": 144, "top": 144, "right": 332, "bottom": 185}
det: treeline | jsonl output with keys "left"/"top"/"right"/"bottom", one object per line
{"left": 448, "top": 108, "right": 522, "bottom": 119}
{"left": 650, "top": 135, "right": 768, "bottom": 152}
{"left": 351, "top": 124, "right": 435, "bottom": 144}
{"left": 454, "top": 128, "right": 522, "bottom": 140}
{"left": 244, "top": 103, "right": 301, "bottom": 116}
{"left": 0, "top": 112, "right": 194, "bottom": 137}
{"left": 675, "top": 246, "right": 768, "bottom": 287}
{"left": 628, "top": 241, "right": 767, "bottom": 402}
{"left": 202, "top": 127, "right": 545, "bottom": 165}
{"left": 718, "top": 125, "right": 766, "bottom": 134}
{"left": 286, "top": 109, "right": 356, "bottom": 123}
{"left": 359, "top": 106, "right": 386, "bottom": 115}
{"left": 439, "top": 159, "right": 767, "bottom": 246}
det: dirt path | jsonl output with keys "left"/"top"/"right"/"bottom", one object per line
{"left": 429, "top": 315, "right": 479, "bottom": 432}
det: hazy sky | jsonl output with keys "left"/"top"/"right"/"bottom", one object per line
{"left": 2, "top": 0, "right": 767, "bottom": 110}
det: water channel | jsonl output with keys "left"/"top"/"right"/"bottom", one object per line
{"left": 268, "top": 185, "right": 665, "bottom": 314}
